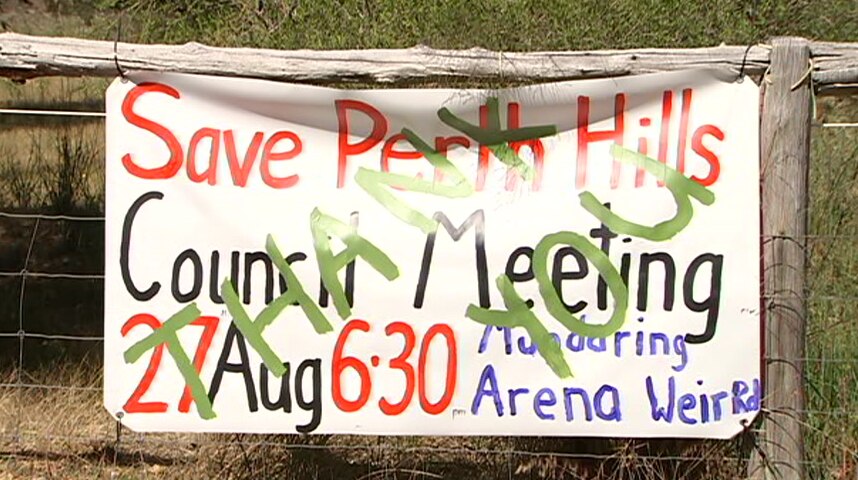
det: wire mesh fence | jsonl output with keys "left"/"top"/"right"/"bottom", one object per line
{"left": 0, "top": 79, "right": 856, "bottom": 479}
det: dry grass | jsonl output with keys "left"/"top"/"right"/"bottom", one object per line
{"left": 0, "top": 77, "right": 105, "bottom": 214}
{"left": 0, "top": 359, "right": 748, "bottom": 479}
{"left": 0, "top": 359, "right": 510, "bottom": 479}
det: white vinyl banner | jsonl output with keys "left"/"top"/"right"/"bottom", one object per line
{"left": 104, "top": 70, "right": 761, "bottom": 438}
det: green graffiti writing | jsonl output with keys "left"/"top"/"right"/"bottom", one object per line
{"left": 462, "top": 146, "right": 714, "bottom": 376}
{"left": 533, "top": 232, "right": 629, "bottom": 338}
{"left": 311, "top": 208, "right": 400, "bottom": 319}
{"left": 466, "top": 231, "right": 629, "bottom": 376}
{"left": 221, "top": 234, "right": 337, "bottom": 378}
{"left": 466, "top": 275, "right": 572, "bottom": 378}
{"left": 123, "top": 304, "right": 215, "bottom": 420}
{"left": 438, "top": 97, "right": 557, "bottom": 181}
{"left": 356, "top": 96, "right": 557, "bottom": 234}
{"left": 120, "top": 96, "right": 724, "bottom": 424}
{"left": 354, "top": 169, "right": 460, "bottom": 233}
{"left": 354, "top": 131, "right": 473, "bottom": 233}
{"left": 579, "top": 145, "right": 715, "bottom": 241}
{"left": 222, "top": 282, "right": 290, "bottom": 377}
{"left": 267, "top": 234, "right": 334, "bottom": 334}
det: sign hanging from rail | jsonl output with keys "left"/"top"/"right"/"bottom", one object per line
{"left": 104, "top": 69, "right": 761, "bottom": 438}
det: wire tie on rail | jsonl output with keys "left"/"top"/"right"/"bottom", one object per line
{"left": 114, "top": 17, "right": 128, "bottom": 82}
{"left": 737, "top": 44, "right": 754, "bottom": 83}
{"left": 791, "top": 58, "right": 814, "bottom": 91}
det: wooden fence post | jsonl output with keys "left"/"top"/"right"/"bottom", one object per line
{"left": 753, "top": 36, "right": 812, "bottom": 480}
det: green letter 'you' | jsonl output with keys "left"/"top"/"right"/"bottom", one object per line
{"left": 579, "top": 145, "right": 715, "bottom": 241}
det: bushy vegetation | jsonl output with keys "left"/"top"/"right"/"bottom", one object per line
{"left": 91, "top": 0, "right": 858, "bottom": 50}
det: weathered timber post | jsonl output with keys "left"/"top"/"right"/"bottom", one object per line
{"left": 752, "top": 36, "right": 812, "bottom": 480}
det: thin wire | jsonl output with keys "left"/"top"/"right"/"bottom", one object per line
{"left": 0, "top": 383, "right": 100, "bottom": 392}
{"left": 11, "top": 264, "right": 858, "bottom": 299}
{"left": 8, "top": 268, "right": 858, "bottom": 300}
{"left": 790, "top": 58, "right": 814, "bottom": 91}
{"left": 2, "top": 213, "right": 856, "bottom": 239}
{"left": 15, "top": 218, "right": 40, "bottom": 446}
{"left": 11, "top": 431, "right": 845, "bottom": 472}
{"left": 790, "top": 358, "right": 858, "bottom": 363}
{"left": 0, "top": 431, "right": 757, "bottom": 463}
{"left": 0, "top": 211, "right": 104, "bottom": 221}
{"left": 114, "top": 15, "right": 128, "bottom": 81}
{"left": 0, "top": 271, "right": 103, "bottom": 279}
{"left": 0, "top": 332, "right": 103, "bottom": 341}
{"left": 800, "top": 294, "right": 858, "bottom": 302}
{"left": 819, "top": 122, "right": 858, "bottom": 128}
{"left": 801, "top": 234, "right": 858, "bottom": 239}
{"left": 804, "top": 410, "right": 858, "bottom": 416}
{"left": 0, "top": 109, "right": 105, "bottom": 117}
{"left": 737, "top": 44, "right": 754, "bottom": 82}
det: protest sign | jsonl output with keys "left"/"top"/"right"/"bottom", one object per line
{"left": 104, "top": 69, "right": 760, "bottom": 438}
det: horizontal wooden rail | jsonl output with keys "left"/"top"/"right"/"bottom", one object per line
{"left": 0, "top": 33, "right": 855, "bottom": 93}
